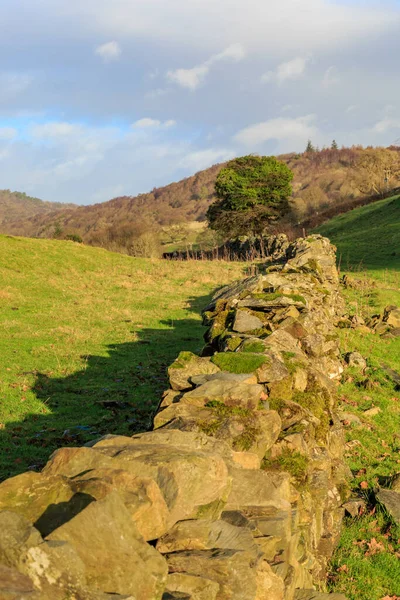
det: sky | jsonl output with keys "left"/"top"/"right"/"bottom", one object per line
{"left": 1, "top": 0, "right": 400, "bottom": 204}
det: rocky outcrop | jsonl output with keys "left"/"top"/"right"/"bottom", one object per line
{"left": 0, "top": 234, "right": 349, "bottom": 600}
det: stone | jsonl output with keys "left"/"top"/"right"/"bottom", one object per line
{"left": 344, "top": 352, "right": 367, "bottom": 369}
{"left": 0, "top": 472, "right": 77, "bottom": 537}
{"left": 70, "top": 468, "right": 170, "bottom": 540}
{"left": 383, "top": 305, "right": 400, "bottom": 328}
{"left": 0, "top": 511, "right": 43, "bottom": 568}
{"left": 168, "top": 353, "right": 220, "bottom": 391}
{"left": 302, "top": 334, "right": 325, "bottom": 357}
{"left": 233, "top": 310, "right": 264, "bottom": 333}
{"left": 392, "top": 473, "right": 400, "bottom": 493}
{"left": 264, "top": 329, "right": 302, "bottom": 354}
{"left": 48, "top": 492, "right": 168, "bottom": 598}
{"left": 256, "top": 355, "right": 289, "bottom": 384}
{"left": 342, "top": 499, "right": 366, "bottom": 518}
{"left": 45, "top": 439, "right": 230, "bottom": 526}
{"left": 156, "top": 518, "right": 261, "bottom": 559}
{"left": 153, "top": 403, "right": 213, "bottom": 430}
{"left": 225, "top": 468, "right": 291, "bottom": 512}
{"left": 164, "top": 573, "right": 220, "bottom": 600}
{"left": 363, "top": 406, "right": 381, "bottom": 417}
{"left": 376, "top": 489, "right": 400, "bottom": 524}
{"left": 284, "top": 321, "right": 309, "bottom": 340}
{"left": 204, "top": 276, "right": 263, "bottom": 313}
{"left": 191, "top": 372, "right": 258, "bottom": 387}
{"left": 19, "top": 539, "right": 87, "bottom": 597}
{"left": 271, "top": 399, "right": 319, "bottom": 431}
{"left": 165, "top": 548, "right": 263, "bottom": 600}
{"left": 232, "top": 452, "right": 261, "bottom": 469}
{"left": 0, "top": 565, "right": 38, "bottom": 599}
{"left": 336, "top": 411, "right": 362, "bottom": 425}
{"left": 180, "top": 379, "right": 265, "bottom": 410}
{"left": 294, "top": 592, "right": 348, "bottom": 600}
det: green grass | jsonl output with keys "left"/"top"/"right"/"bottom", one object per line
{"left": 315, "top": 188, "right": 400, "bottom": 594}
{"left": 328, "top": 271, "right": 400, "bottom": 599}
{"left": 0, "top": 235, "right": 246, "bottom": 480}
{"left": 316, "top": 194, "right": 400, "bottom": 270}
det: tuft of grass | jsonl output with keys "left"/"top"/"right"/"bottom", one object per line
{"left": 0, "top": 235, "right": 246, "bottom": 480}
{"left": 211, "top": 352, "right": 267, "bottom": 373}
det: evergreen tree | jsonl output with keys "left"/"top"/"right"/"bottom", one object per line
{"left": 305, "top": 140, "right": 315, "bottom": 153}
{"left": 331, "top": 140, "right": 338, "bottom": 150}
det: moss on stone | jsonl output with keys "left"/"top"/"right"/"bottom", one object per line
{"left": 211, "top": 352, "right": 267, "bottom": 374}
{"left": 169, "top": 351, "right": 197, "bottom": 369}
{"left": 262, "top": 447, "right": 309, "bottom": 482}
{"left": 240, "top": 340, "right": 266, "bottom": 354}
{"left": 222, "top": 335, "right": 243, "bottom": 351}
{"left": 198, "top": 400, "right": 261, "bottom": 451}
{"left": 292, "top": 389, "right": 331, "bottom": 439}
{"left": 232, "top": 425, "right": 262, "bottom": 451}
{"left": 196, "top": 498, "right": 226, "bottom": 519}
{"left": 252, "top": 292, "right": 306, "bottom": 305}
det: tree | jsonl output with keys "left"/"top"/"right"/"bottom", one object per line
{"left": 331, "top": 140, "right": 338, "bottom": 150}
{"left": 353, "top": 148, "right": 400, "bottom": 197}
{"left": 305, "top": 140, "right": 315, "bottom": 153}
{"left": 206, "top": 155, "right": 293, "bottom": 238}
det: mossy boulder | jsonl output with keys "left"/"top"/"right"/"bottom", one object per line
{"left": 168, "top": 352, "right": 220, "bottom": 391}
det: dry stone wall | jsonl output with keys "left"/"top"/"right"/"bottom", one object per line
{"left": 0, "top": 235, "right": 349, "bottom": 600}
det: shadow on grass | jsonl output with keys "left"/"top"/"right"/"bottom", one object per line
{"left": 0, "top": 292, "right": 213, "bottom": 481}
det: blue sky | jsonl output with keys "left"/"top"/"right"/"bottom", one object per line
{"left": 1, "top": 0, "right": 400, "bottom": 204}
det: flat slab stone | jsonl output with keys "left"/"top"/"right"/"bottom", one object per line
{"left": 376, "top": 488, "right": 400, "bottom": 524}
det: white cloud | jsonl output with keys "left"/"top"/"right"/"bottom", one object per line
{"left": 167, "top": 65, "right": 209, "bottom": 91}
{"left": 55, "top": 0, "right": 398, "bottom": 57}
{"left": 372, "top": 118, "right": 400, "bottom": 134}
{"left": 132, "top": 118, "right": 176, "bottom": 128}
{"left": 0, "top": 127, "right": 17, "bottom": 140}
{"left": 133, "top": 118, "right": 161, "bottom": 128}
{"left": 322, "top": 66, "right": 340, "bottom": 87}
{"left": 30, "top": 122, "right": 81, "bottom": 138}
{"left": 0, "top": 73, "right": 34, "bottom": 101}
{"left": 178, "top": 148, "right": 235, "bottom": 171}
{"left": 346, "top": 105, "right": 358, "bottom": 114}
{"left": 234, "top": 115, "right": 318, "bottom": 146}
{"left": 95, "top": 41, "right": 121, "bottom": 63}
{"left": 167, "top": 43, "right": 245, "bottom": 90}
{"left": 261, "top": 57, "right": 308, "bottom": 85}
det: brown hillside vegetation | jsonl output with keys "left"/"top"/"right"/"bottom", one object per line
{"left": 2, "top": 146, "right": 400, "bottom": 254}
{"left": 0, "top": 189, "right": 77, "bottom": 230}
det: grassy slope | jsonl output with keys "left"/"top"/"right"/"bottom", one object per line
{"left": 317, "top": 202, "right": 400, "bottom": 598}
{"left": 316, "top": 194, "right": 400, "bottom": 271}
{"left": 0, "top": 235, "right": 245, "bottom": 480}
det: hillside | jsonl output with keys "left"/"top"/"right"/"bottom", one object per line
{"left": 3, "top": 145, "right": 400, "bottom": 254}
{"left": 316, "top": 193, "right": 400, "bottom": 270}
{"left": 0, "top": 234, "right": 245, "bottom": 480}
{"left": 0, "top": 189, "right": 77, "bottom": 232}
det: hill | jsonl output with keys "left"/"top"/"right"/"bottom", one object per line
{"left": 2, "top": 145, "right": 400, "bottom": 254}
{"left": 316, "top": 193, "right": 400, "bottom": 270}
{"left": 0, "top": 234, "right": 245, "bottom": 480}
{"left": 0, "top": 189, "right": 77, "bottom": 232}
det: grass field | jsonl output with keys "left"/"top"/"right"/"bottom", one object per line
{"left": 316, "top": 200, "right": 400, "bottom": 598}
{"left": 0, "top": 235, "right": 245, "bottom": 480}
{"left": 316, "top": 193, "right": 400, "bottom": 271}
